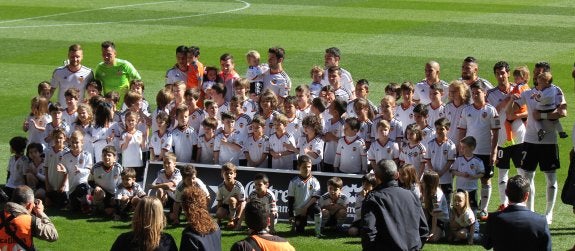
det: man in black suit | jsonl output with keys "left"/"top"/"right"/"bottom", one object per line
{"left": 482, "top": 175, "right": 551, "bottom": 251}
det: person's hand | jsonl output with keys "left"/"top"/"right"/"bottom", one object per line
{"left": 56, "top": 163, "right": 67, "bottom": 173}
{"left": 22, "top": 119, "right": 29, "bottom": 131}
{"left": 33, "top": 199, "right": 44, "bottom": 215}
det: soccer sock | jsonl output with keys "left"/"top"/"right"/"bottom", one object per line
{"left": 544, "top": 172, "right": 557, "bottom": 218}
{"left": 498, "top": 168, "right": 509, "bottom": 206}
{"left": 230, "top": 208, "right": 237, "bottom": 220}
{"left": 480, "top": 184, "right": 491, "bottom": 212}
{"left": 519, "top": 169, "right": 536, "bottom": 211}
{"left": 314, "top": 213, "right": 322, "bottom": 236}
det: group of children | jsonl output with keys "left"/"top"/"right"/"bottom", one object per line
{"left": 7, "top": 47, "right": 563, "bottom": 245}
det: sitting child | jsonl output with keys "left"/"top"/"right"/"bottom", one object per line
{"left": 114, "top": 167, "right": 146, "bottom": 220}
{"left": 215, "top": 163, "right": 246, "bottom": 230}
{"left": 170, "top": 164, "right": 209, "bottom": 225}
{"left": 348, "top": 173, "right": 377, "bottom": 236}
{"left": 449, "top": 190, "right": 477, "bottom": 245}
{"left": 151, "top": 152, "right": 182, "bottom": 209}
{"left": 288, "top": 155, "right": 322, "bottom": 237}
{"left": 91, "top": 145, "right": 123, "bottom": 216}
{"left": 319, "top": 177, "right": 349, "bottom": 232}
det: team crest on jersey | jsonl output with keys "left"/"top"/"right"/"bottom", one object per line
{"left": 409, "top": 114, "right": 414, "bottom": 119}
{"left": 353, "top": 147, "right": 357, "bottom": 152}
{"left": 258, "top": 142, "right": 262, "bottom": 148}
{"left": 308, "top": 184, "right": 313, "bottom": 190}
{"left": 387, "top": 147, "right": 391, "bottom": 154}
{"left": 161, "top": 139, "right": 164, "bottom": 144}
{"left": 192, "top": 114, "right": 197, "bottom": 120}
{"left": 239, "top": 123, "right": 244, "bottom": 128}
{"left": 482, "top": 112, "right": 487, "bottom": 118}
{"left": 78, "top": 76, "right": 84, "bottom": 82}
{"left": 470, "top": 164, "right": 475, "bottom": 170}
{"left": 443, "top": 149, "right": 448, "bottom": 155}
{"left": 79, "top": 158, "right": 84, "bottom": 165}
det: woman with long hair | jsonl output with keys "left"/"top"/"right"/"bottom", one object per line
{"left": 180, "top": 186, "right": 222, "bottom": 251}
{"left": 111, "top": 197, "right": 177, "bottom": 251}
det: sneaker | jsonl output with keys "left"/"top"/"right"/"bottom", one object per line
{"left": 478, "top": 211, "right": 489, "bottom": 221}
{"left": 497, "top": 204, "right": 507, "bottom": 211}
{"left": 559, "top": 132, "right": 568, "bottom": 138}
{"left": 538, "top": 129, "right": 546, "bottom": 141}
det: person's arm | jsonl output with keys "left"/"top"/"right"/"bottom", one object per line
{"left": 439, "top": 160, "right": 454, "bottom": 177}
{"left": 532, "top": 103, "right": 567, "bottom": 120}
{"left": 32, "top": 200, "right": 58, "bottom": 241}
{"left": 490, "top": 128, "right": 499, "bottom": 166}
{"left": 361, "top": 198, "right": 378, "bottom": 251}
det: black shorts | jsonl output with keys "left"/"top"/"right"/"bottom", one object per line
{"left": 520, "top": 142, "right": 560, "bottom": 172}
{"left": 496, "top": 143, "right": 525, "bottom": 169}
{"left": 93, "top": 190, "right": 115, "bottom": 208}
{"left": 475, "top": 154, "right": 493, "bottom": 178}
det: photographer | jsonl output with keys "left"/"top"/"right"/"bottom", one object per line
{"left": 0, "top": 185, "right": 58, "bottom": 250}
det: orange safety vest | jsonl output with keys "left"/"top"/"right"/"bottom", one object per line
{"left": 248, "top": 235, "right": 295, "bottom": 251}
{"left": 0, "top": 211, "right": 34, "bottom": 251}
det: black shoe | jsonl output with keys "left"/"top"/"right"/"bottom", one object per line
{"left": 538, "top": 129, "right": 546, "bottom": 141}
{"left": 559, "top": 132, "right": 568, "bottom": 138}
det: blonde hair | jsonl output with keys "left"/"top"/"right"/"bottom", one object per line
{"left": 131, "top": 197, "right": 166, "bottom": 251}
{"left": 452, "top": 190, "right": 471, "bottom": 212}
{"left": 448, "top": 80, "right": 469, "bottom": 104}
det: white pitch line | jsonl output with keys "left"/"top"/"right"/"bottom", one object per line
{"left": 0, "top": 1, "right": 177, "bottom": 24}
{"left": 0, "top": 0, "right": 251, "bottom": 29}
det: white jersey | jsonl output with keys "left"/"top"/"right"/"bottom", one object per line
{"left": 296, "top": 105, "right": 312, "bottom": 121}
{"left": 115, "top": 182, "right": 146, "bottom": 200}
{"left": 248, "top": 190, "right": 278, "bottom": 215}
{"left": 152, "top": 168, "right": 183, "bottom": 199}
{"left": 323, "top": 118, "right": 344, "bottom": 165}
{"left": 44, "top": 121, "right": 72, "bottom": 143}
{"left": 245, "top": 64, "right": 269, "bottom": 83}
{"left": 367, "top": 139, "right": 400, "bottom": 164}
{"left": 26, "top": 114, "right": 52, "bottom": 148}
{"left": 268, "top": 132, "right": 296, "bottom": 170}
{"left": 372, "top": 116, "right": 404, "bottom": 143}
{"left": 148, "top": 130, "right": 173, "bottom": 158}
{"left": 174, "top": 178, "right": 209, "bottom": 203}
{"left": 61, "top": 110, "right": 78, "bottom": 127}
{"left": 534, "top": 86, "right": 560, "bottom": 111}
{"left": 515, "top": 85, "right": 566, "bottom": 144}
{"left": 413, "top": 80, "right": 449, "bottom": 105}
{"left": 399, "top": 142, "right": 427, "bottom": 173}
{"left": 171, "top": 126, "right": 198, "bottom": 163}
{"left": 457, "top": 103, "right": 500, "bottom": 155}
{"left": 319, "top": 192, "right": 349, "bottom": 208}
{"left": 44, "top": 147, "right": 69, "bottom": 191}
{"left": 444, "top": 102, "right": 468, "bottom": 143}
{"left": 286, "top": 116, "right": 303, "bottom": 146}
{"left": 451, "top": 156, "right": 484, "bottom": 191}
{"left": 243, "top": 135, "right": 269, "bottom": 168}
{"left": 91, "top": 124, "right": 115, "bottom": 163}
{"left": 287, "top": 175, "right": 321, "bottom": 216}
{"left": 216, "top": 180, "right": 246, "bottom": 205}
{"left": 395, "top": 103, "right": 416, "bottom": 132}
{"left": 425, "top": 138, "right": 456, "bottom": 184}
{"left": 62, "top": 150, "right": 92, "bottom": 194}
{"left": 296, "top": 135, "right": 324, "bottom": 166}
{"left": 487, "top": 86, "right": 526, "bottom": 146}
{"left": 421, "top": 125, "right": 436, "bottom": 145}
{"left": 334, "top": 136, "right": 368, "bottom": 174}
{"left": 197, "top": 134, "right": 215, "bottom": 164}
{"left": 353, "top": 192, "right": 366, "bottom": 222}
{"left": 91, "top": 161, "right": 123, "bottom": 194}
{"left": 214, "top": 130, "right": 246, "bottom": 165}
{"left": 189, "top": 108, "right": 206, "bottom": 132}
{"left": 263, "top": 70, "right": 292, "bottom": 98}
{"left": 165, "top": 65, "right": 187, "bottom": 85}
{"left": 120, "top": 130, "right": 144, "bottom": 167}
{"left": 321, "top": 67, "right": 354, "bottom": 97}
{"left": 427, "top": 104, "right": 446, "bottom": 126}
{"left": 333, "top": 87, "right": 352, "bottom": 102}
{"left": 243, "top": 99, "right": 259, "bottom": 118}
{"left": 51, "top": 65, "right": 94, "bottom": 107}
{"left": 234, "top": 113, "right": 252, "bottom": 140}
{"left": 358, "top": 120, "right": 373, "bottom": 144}
{"left": 6, "top": 156, "right": 29, "bottom": 189}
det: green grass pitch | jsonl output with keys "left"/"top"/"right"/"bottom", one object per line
{"left": 1, "top": 0, "right": 574, "bottom": 250}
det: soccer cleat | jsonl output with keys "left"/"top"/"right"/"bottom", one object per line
{"left": 478, "top": 210, "right": 489, "bottom": 221}
{"left": 537, "top": 129, "right": 546, "bottom": 141}
{"left": 559, "top": 132, "right": 568, "bottom": 138}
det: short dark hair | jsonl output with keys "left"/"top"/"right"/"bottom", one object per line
{"left": 345, "top": 117, "right": 361, "bottom": 132}
{"left": 534, "top": 61, "right": 551, "bottom": 72}
{"left": 176, "top": 45, "right": 188, "bottom": 54}
{"left": 188, "top": 46, "right": 200, "bottom": 57}
{"left": 101, "top": 41, "right": 115, "bottom": 50}
{"left": 325, "top": 47, "right": 341, "bottom": 58}
{"left": 506, "top": 175, "right": 530, "bottom": 203}
{"left": 493, "top": 61, "right": 510, "bottom": 74}
{"left": 244, "top": 201, "right": 269, "bottom": 232}
{"left": 9, "top": 136, "right": 27, "bottom": 155}
{"left": 268, "top": 47, "right": 285, "bottom": 59}
{"left": 463, "top": 56, "right": 477, "bottom": 64}
{"left": 375, "top": 159, "right": 398, "bottom": 183}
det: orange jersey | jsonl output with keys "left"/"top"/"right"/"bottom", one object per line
{"left": 186, "top": 61, "right": 205, "bottom": 90}
{"left": 512, "top": 83, "right": 530, "bottom": 115}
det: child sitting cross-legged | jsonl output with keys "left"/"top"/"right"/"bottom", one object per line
{"left": 319, "top": 177, "right": 349, "bottom": 232}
